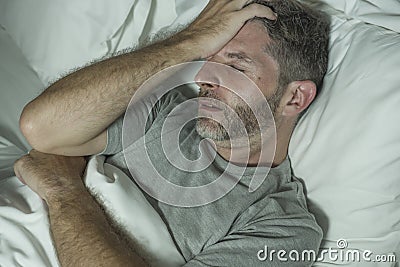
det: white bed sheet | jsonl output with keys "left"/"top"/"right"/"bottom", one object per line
{"left": 0, "top": 28, "right": 43, "bottom": 179}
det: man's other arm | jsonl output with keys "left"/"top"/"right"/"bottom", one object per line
{"left": 14, "top": 151, "right": 149, "bottom": 267}
{"left": 19, "top": 0, "right": 276, "bottom": 156}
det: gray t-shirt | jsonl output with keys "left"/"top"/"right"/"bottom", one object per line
{"left": 102, "top": 91, "right": 322, "bottom": 266}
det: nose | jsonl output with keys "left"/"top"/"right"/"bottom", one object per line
{"left": 195, "top": 62, "right": 221, "bottom": 92}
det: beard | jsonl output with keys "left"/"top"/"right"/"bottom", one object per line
{"left": 195, "top": 88, "right": 280, "bottom": 142}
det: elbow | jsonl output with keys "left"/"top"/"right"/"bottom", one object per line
{"left": 19, "top": 104, "right": 56, "bottom": 153}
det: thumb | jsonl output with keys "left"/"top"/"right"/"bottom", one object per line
{"left": 14, "top": 158, "right": 27, "bottom": 185}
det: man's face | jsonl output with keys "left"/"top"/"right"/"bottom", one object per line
{"left": 195, "top": 21, "right": 281, "bottom": 142}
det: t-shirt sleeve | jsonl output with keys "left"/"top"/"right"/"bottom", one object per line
{"left": 101, "top": 115, "right": 124, "bottom": 155}
{"left": 101, "top": 90, "right": 189, "bottom": 156}
{"left": 183, "top": 197, "right": 323, "bottom": 267}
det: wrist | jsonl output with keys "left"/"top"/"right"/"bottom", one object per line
{"left": 163, "top": 32, "right": 204, "bottom": 61}
{"left": 45, "top": 179, "right": 88, "bottom": 208}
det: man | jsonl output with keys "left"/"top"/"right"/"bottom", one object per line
{"left": 15, "top": 0, "right": 330, "bottom": 266}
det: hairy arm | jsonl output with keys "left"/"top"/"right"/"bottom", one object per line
{"left": 49, "top": 189, "right": 147, "bottom": 267}
{"left": 19, "top": 0, "right": 276, "bottom": 156}
{"left": 20, "top": 41, "right": 195, "bottom": 156}
{"left": 14, "top": 151, "right": 148, "bottom": 267}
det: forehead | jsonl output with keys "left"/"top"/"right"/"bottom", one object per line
{"left": 224, "top": 21, "right": 272, "bottom": 58}
{"left": 216, "top": 21, "right": 279, "bottom": 94}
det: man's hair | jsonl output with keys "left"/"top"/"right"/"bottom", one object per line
{"left": 252, "top": 0, "right": 330, "bottom": 97}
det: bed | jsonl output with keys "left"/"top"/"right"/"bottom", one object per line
{"left": 0, "top": 0, "right": 399, "bottom": 266}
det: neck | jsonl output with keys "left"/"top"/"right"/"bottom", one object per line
{"left": 214, "top": 119, "right": 294, "bottom": 168}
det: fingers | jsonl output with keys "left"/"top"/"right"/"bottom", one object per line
{"left": 237, "top": 2, "right": 277, "bottom": 21}
{"left": 178, "top": 0, "right": 277, "bottom": 59}
{"left": 29, "top": 149, "right": 38, "bottom": 156}
{"left": 201, "top": 0, "right": 226, "bottom": 16}
{"left": 14, "top": 155, "right": 29, "bottom": 184}
{"left": 216, "top": 0, "right": 277, "bottom": 22}
{"left": 203, "top": 0, "right": 261, "bottom": 15}
{"left": 13, "top": 150, "right": 41, "bottom": 184}
{"left": 14, "top": 158, "right": 22, "bottom": 179}
{"left": 228, "top": 0, "right": 254, "bottom": 10}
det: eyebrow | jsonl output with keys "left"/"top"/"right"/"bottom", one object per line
{"left": 226, "top": 52, "right": 254, "bottom": 64}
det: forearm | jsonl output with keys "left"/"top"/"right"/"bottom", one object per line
{"left": 47, "top": 185, "right": 148, "bottom": 267}
{"left": 20, "top": 0, "right": 276, "bottom": 155}
{"left": 20, "top": 38, "right": 197, "bottom": 154}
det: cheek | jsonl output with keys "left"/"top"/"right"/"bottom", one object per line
{"left": 255, "top": 77, "right": 278, "bottom": 99}
{"left": 224, "top": 90, "right": 248, "bottom": 109}
{"left": 253, "top": 61, "right": 280, "bottom": 98}
{"left": 220, "top": 72, "right": 278, "bottom": 109}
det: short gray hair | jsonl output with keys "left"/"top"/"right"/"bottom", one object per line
{"left": 251, "top": 0, "right": 330, "bottom": 97}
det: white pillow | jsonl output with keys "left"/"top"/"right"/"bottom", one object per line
{"left": 109, "top": 0, "right": 208, "bottom": 54}
{"left": 0, "top": 0, "right": 137, "bottom": 86}
{"left": 289, "top": 6, "right": 400, "bottom": 265}
{"left": 316, "top": 0, "right": 400, "bottom": 33}
{"left": 107, "top": 0, "right": 177, "bottom": 55}
{"left": 0, "top": 0, "right": 207, "bottom": 87}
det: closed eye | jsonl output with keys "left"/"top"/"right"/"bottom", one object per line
{"left": 229, "top": 65, "right": 245, "bottom": 72}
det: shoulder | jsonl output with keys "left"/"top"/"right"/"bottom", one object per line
{"left": 229, "top": 163, "right": 323, "bottom": 255}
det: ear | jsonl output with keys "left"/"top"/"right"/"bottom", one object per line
{"left": 280, "top": 80, "right": 316, "bottom": 117}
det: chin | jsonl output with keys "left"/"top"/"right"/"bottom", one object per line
{"left": 195, "top": 118, "right": 229, "bottom": 141}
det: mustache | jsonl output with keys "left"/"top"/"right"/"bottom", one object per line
{"left": 198, "top": 89, "right": 221, "bottom": 101}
